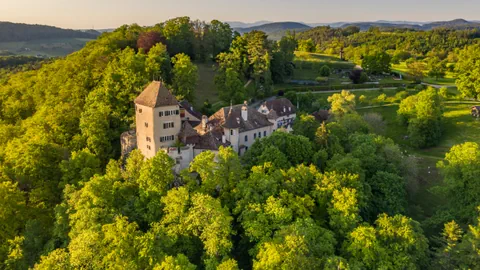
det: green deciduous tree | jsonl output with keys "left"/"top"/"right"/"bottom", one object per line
{"left": 293, "top": 114, "right": 320, "bottom": 142}
{"left": 346, "top": 214, "right": 429, "bottom": 269}
{"left": 215, "top": 68, "right": 245, "bottom": 104}
{"left": 243, "top": 131, "right": 314, "bottom": 168}
{"left": 171, "top": 53, "right": 198, "bottom": 102}
{"left": 327, "top": 90, "right": 356, "bottom": 118}
{"left": 436, "top": 142, "right": 480, "bottom": 224}
{"left": 455, "top": 44, "right": 480, "bottom": 99}
{"left": 397, "top": 87, "right": 443, "bottom": 148}
{"left": 362, "top": 52, "right": 391, "bottom": 74}
{"left": 253, "top": 218, "right": 336, "bottom": 269}
{"left": 0, "top": 181, "right": 26, "bottom": 263}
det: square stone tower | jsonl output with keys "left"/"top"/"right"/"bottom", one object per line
{"left": 134, "top": 81, "right": 181, "bottom": 159}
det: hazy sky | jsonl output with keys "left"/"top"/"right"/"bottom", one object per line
{"left": 1, "top": 0, "right": 479, "bottom": 29}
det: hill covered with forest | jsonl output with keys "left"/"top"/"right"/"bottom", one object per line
{"left": 342, "top": 18, "right": 480, "bottom": 31}
{"left": 0, "top": 22, "right": 100, "bottom": 42}
{"left": 234, "top": 21, "right": 311, "bottom": 33}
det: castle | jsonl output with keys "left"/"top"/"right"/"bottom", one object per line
{"left": 121, "top": 81, "right": 297, "bottom": 171}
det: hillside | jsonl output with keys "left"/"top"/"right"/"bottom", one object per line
{"left": 234, "top": 21, "right": 311, "bottom": 34}
{"left": 0, "top": 22, "right": 100, "bottom": 42}
{"left": 0, "top": 22, "right": 101, "bottom": 57}
{"left": 423, "top": 18, "right": 480, "bottom": 29}
{"left": 226, "top": 20, "right": 273, "bottom": 28}
{"left": 341, "top": 19, "right": 480, "bottom": 31}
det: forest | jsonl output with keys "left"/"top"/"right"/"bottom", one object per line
{"left": 0, "top": 22, "right": 99, "bottom": 42}
{"left": 0, "top": 16, "right": 479, "bottom": 269}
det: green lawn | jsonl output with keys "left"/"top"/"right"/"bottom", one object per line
{"left": 293, "top": 51, "right": 355, "bottom": 72}
{"left": 0, "top": 38, "right": 94, "bottom": 57}
{"left": 195, "top": 62, "right": 218, "bottom": 108}
{"left": 392, "top": 61, "right": 457, "bottom": 87}
{"left": 422, "top": 77, "right": 456, "bottom": 86}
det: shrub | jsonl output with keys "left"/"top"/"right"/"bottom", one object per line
{"left": 315, "top": 76, "right": 328, "bottom": 83}
{"left": 358, "top": 95, "right": 368, "bottom": 105}
{"left": 318, "top": 65, "right": 331, "bottom": 77}
{"left": 415, "top": 84, "right": 426, "bottom": 92}
{"left": 363, "top": 113, "right": 386, "bottom": 135}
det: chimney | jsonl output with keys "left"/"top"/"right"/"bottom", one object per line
{"left": 222, "top": 135, "right": 226, "bottom": 144}
{"left": 241, "top": 101, "right": 248, "bottom": 121}
{"left": 201, "top": 115, "right": 208, "bottom": 130}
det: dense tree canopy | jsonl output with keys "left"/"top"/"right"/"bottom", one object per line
{"left": 1, "top": 17, "right": 479, "bottom": 269}
{"left": 397, "top": 87, "right": 444, "bottom": 148}
{"left": 455, "top": 44, "right": 480, "bottom": 99}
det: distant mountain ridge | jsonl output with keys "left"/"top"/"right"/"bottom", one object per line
{"left": 229, "top": 19, "right": 480, "bottom": 33}
{"left": 341, "top": 19, "right": 480, "bottom": 31}
{"left": 234, "top": 22, "right": 311, "bottom": 34}
{"left": 0, "top": 22, "right": 100, "bottom": 42}
{"left": 226, "top": 21, "right": 273, "bottom": 28}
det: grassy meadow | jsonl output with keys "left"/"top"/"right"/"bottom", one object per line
{"left": 195, "top": 62, "right": 219, "bottom": 107}
{"left": 392, "top": 61, "right": 457, "bottom": 86}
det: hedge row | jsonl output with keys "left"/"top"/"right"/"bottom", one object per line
{"left": 275, "top": 82, "right": 418, "bottom": 93}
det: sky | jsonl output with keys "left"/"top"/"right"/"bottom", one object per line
{"left": 0, "top": 0, "right": 479, "bottom": 29}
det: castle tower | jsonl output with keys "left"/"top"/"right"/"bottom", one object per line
{"left": 134, "top": 81, "right": 181, "bottom": 159}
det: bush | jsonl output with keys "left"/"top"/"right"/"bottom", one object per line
{"left": 415, "top": 84, "right": 426, "bottom": 91}
{"left": 363, "top": 113, "right": 386, "bottom": 135}
{"left": 315, "top": 76, "right": 328, "bottom": 83}
{"left": 395, "top": 91, "right": 409, "bottom": 101}
{"left": 318, "top": 65, "right": 331, "bottom": 77}
{"left": 375, "top": 93, "right": 387, "bottom": 104}
{"left": 358, "top": 95, "right": 368, "bottom": 105}
{"left": 439, "top": 87, "right": 448, "bottom": 99}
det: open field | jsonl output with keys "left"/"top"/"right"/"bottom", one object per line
{"left": 0, "top": 38, "right": 93, "bottom": 57}
{"left": 392, "top": 61, "right": 457, "bottom": 86}
{"left": 288, "top": 52, "right": 412, "bottom": 87}
{"left": 293, "top": 52, "right": 355, "bottom": 72}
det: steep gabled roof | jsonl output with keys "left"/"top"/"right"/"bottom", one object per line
{"left": 135, "top": 81, "right": 178, "bottom": 108}
{"left": 195, "top": 129, "right": 230, "bottom": 150}
{"left": 178, "top": 121, "right": 200, "bottom": 145}
{"left": 221, "top": 104, "right": 273, "bottom": 132}
{"left": 264, "top": 98, "right": 296, "bottom": 117}
{"left": 180, "top": 100, "right": 203, "bottom": 120}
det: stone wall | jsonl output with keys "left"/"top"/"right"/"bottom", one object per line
{"left": 120, "top": 130, "right": 137, "bottom": 161}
